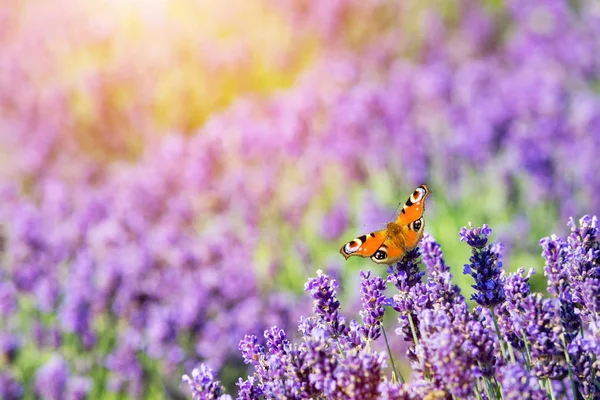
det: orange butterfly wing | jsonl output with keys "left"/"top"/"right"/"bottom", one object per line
{"left": 373, "top": 234, "right": 407, "bottom": 264}
{"left": 396, "top": 184, "right": 430, "bottom": 226}
{"left": 339, "top": 226, "right": 409, "bottom": 265}
{"left": 340, "top": 184, "right": 430, "bottom": 265}
{"left": 340, "top": 230, "right": 387, "bottom": 260}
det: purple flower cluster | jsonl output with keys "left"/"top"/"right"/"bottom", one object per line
{"left": 0, "top": 135, "right": 308, "bottom": 397}
{"left": 461, "top": 223, "right": 506, "bottom": 307}
{"left": 182, "top": 364, "right": 230, "bottom": 400}
{"left": 304, "top": 270, "right": 347, "bottom": 338}
{"left": 358, "top": 270, "right": 387, "bottom": 342}
{"left": 184, "top": 218, "right": 600, "bottom": 399}
{"left": 2, "top": 0, "right": 600, "bottom": 397}
{"left": 186, "top": 270, "right": 393, "bottom": 399}
{"left": 498, "top": 364, "right": 547, "bottom": 400}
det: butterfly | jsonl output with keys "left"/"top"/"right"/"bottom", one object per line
{"left": 340, "top": 184, "right": 430, "bottom": 265}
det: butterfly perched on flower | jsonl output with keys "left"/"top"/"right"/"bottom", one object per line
{"left": 340, "top": 184, "right": 430, "bottom": 264}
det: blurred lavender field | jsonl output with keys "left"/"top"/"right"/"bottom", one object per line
{"left": 0, "top": 0, "right": 599, "bottom": 398}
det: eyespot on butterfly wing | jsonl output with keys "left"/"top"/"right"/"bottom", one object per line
{"left": 339, "top": 184, "right": 430, "bottom": 265}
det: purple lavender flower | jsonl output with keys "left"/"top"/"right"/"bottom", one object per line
{"left": 280, "top": 343, "right": 318, "bottom": 398}
{"left": 0, "top": 333, "right": 20, "bottom": 364}
{"left": 305, "top": 270, "right": 347, "bottom": 338}
{"left": 341, "top": 319, "right": 365, "bottom": 350}
{"left": 516, "top": 295, "right": 567, "bottom": 380}
{"left": 35, "top": 354, "right": 70, "bottom": 400}
{"left": 182, "top": 364, "right": 231, "bottom": 400}
{"left": 560, "top": 215, "right": 600, "bottom": 327}
{"left": 498, "top": 363, "right": 547, "bottom": 400}
{"left": 236, "top": 376, "right": 263, "bottom": 400}
{"left": 183, "top": 218, "right": 600, "bottom": 399}
{"left": 0, "top": 279, "right": 17, "bottom": 315}
{"left": 377, "top": 380, "right": 411, "bottom": 400}
{"left": 567, "top": 338, "right": 600, "bottom": 399}
{"left": 333, "top": 350, "right": 387, "bottom": 400}
{"left": 193, "top": 272, "right": 393, "bottom": 399}
{"left": 417, "top": 308, "right": 476, "bottom": 398}
{"left": 540, "top": 234, "right": 568, "bottom": 297}
{"left": 287, "top": 328, "right": 335, "bottom": 396}
{"left": 358, "top": 270, "right": 387, "bottom": 342}
{"left": 421, "top": 233, "right": 451, "bottom": 276}
{"left": 558, "top": 291, "right": 581, "bottom": 342}
{"left": 568, "top": 215, "right": 598, "bottom": 250}
{"left": 421, "top": 234, "right": 465, "bottom": 308}
{"left": 300, "top": 327, "right": 389, "bottom": 400}
{"left": 466, "top": 308, "right": 498, "bottom": 378}
{"left": 461, "top": 223, "right": 506, "bottom": 307}
{"left": 66, "top": 377, "right": 92, "bottom": 400}
{"left": 391, "top": 236, "right": 467, "bottom": 363}
{"left": 105, "top": 331, "right": 144, "bottom": 398}
{"left": 503, "top": 267, "right": 534, "bottom": 305}
{"left": 387, "top": 248, "right": 423, "bottom": 293}
{"left": 59, "top": 251, "right": 96, "bottom": 349}
{"left": 459, "top": 222, "right": 492, "bottom": 248}
{"left": 34, "top": 277, "right": 60, "bottom": 314}
{"left": 238, "top": 335, "right": 265, "bottom": 369}
{"left": 577, "top": 278, "right": 600, "bottom": 321}
{"left": 0, "top": 372, "right": 22, "bottom": 400}
{"left": 565, "top": 216, "right": 600, "bottom": 282}
{"left": 264, "top": 326, "right": 290, "bottom": 355}
{"left": 387, "top": 247, "right": 426, "bottom": 348}
{"left": 3, "top": 0, "right": 600, "bottom": 396}
{"left": 497, "top": 268, "right": 535, "bottom": 350}
{"left": 298, "top": 316, "right": 320, "bottom": 338}
{"left": 320, "top": 203, "right": 349, "bottom": 241}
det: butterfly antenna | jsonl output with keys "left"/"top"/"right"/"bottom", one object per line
{"left": 388, "top": 200, "right": 403, "bottom": 223}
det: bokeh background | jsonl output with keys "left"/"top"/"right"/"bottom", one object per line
{"left": 1, "top": 0, "right": 599, "bottom": 398}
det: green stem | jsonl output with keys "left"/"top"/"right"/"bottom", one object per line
{"left": 521, "top": 330, "right": 533, "bottom": 369}
{"left": 592, "top": 353, "right": 599, "bottom": 396}
{"left": 407, "top": 312, "right": 433, "bottom": 380}
{"left": 506, "top": 341, "right": 516, "bottom": 363}
{"left": 382, "top": 325, "right": 404, "bottom": 383}
{"left": 474, "top": 384, "right": 483, "bottom": 400}
{"left": 407, "top": 313, "right": 419, "bottom": 346}
{"left": 546, "top": 378, "right": 557, "bottom": 400}
{"left": 561, "top": 334, "right": 579, "bottom": 400}
{"left": 477, "top": 361, "right": 500, "bottom": 400}
{"left": 482, "top": 376, "right": 495, "bottom": 400}
{"left": 494, "top": 375, "right": 505, "bottom": 400}
{"left": 336, "top": 338, "right": 346, "bottom": 359}
{"left": 490, "top": 307, "right": 508, "bottom": 363}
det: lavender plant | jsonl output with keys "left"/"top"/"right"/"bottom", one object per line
{"left": 184, "top": 218, "right": 600, "bottom": 399}
{"left": 1, "top": 0, "right": 600, "bottom": 398}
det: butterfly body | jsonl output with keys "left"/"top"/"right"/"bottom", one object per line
{"left": 340, "top": 184, "right": 430, "bottom": 265}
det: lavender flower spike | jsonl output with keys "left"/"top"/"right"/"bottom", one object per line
{"left": 499, "top": 364, "right": 547, "bottom": 400}
{"left": 264, "top": 326, "right": 290, "bottom": 355}
{"left": 459, "top": 222, "right": 492, "bottom": 248}
{"left": 305, "top": 269, "right": 347, "bottom": 337}
{"left": 359, "top": 270, "right": 387, "bottom": 342}
{"left": 539, "top": 234, "right": 567, "bottom": 297}
{"left": 387, "top": 248, "right": 423, "bottom": 293}
{"left": 182, "top": 364, "right": 231, "bottom": 400}
{"left": 34, "top": 354, "right": 70, "bottom": 400}
{"left": 421, "top": 233, "right": 451, "bottom": 275}
{"left": 0, "top": 372, "right": 23, "bottom": 400}
{"left": 238, "top": 335, "right": 265, "bottom": 369}
{"left": 236, "top": 377, "right": 263, "bottom": 400}
{"left": 567, "top": 338, "right": 600, "bottom": 399}
{"left": 461, "top": 223, "right": 505, "bottom": 307}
